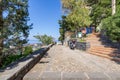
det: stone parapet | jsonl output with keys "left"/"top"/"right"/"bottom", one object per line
{"left": 0, "top": 44, "right": 53, "bottom": 80}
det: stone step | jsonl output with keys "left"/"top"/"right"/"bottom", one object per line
{"left": 88, "top": 48, "right": 119, "bottom": 53}
{"left": 87, "top": 50, "right": 120, "bottom": 57}
{"left": 88, "top": 51, "right": 120, "bottom": 62}
{"left": 86, "top": 39, "right": 106, "bottom": 42}
{"left": 89, "top": 47, "right": 118, "bottom": 51}
{"left": 88, "top": 48, "right": 118, "bottom": 53}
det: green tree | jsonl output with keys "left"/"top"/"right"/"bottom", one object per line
{"left": 0, "top": 0, "right": 4, "bottom": 66}
{"left": 62, "top": 0, "right": 91, "bottom": 29}
{"left": 59, "top": 0, "right": 91, "bottom": 42}
{"left": 0, "top": 0, "right": 32, "bottom": 66}
{"left": 58, "top": 16, "right": 70, "bottom": 42}
{"left": 87, "top": 0, "right": 111, "bottom": 26}
{"left": 101, "top": 0, "right": 120, "bottom": 42}
{"left": 34, "top": 34, "right": 54, "bottom": 45}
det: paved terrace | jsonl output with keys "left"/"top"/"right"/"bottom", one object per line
{"left": 0, "top": 45, "right": 120, "bottom": 80}
{"left": 23, "top": 45, "right": 120, "bottom": 80}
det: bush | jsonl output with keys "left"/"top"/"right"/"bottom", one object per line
{"left": 23, "top": 46, "right": 33, "bottom": 56}
{"left": 0, "top": 46, "right": 33, "bottom": 69}
{"left": 1, "top": 54, "right": 22, "bottom": 68}
{"left": 102, "top": 14, "right": 120, "bottom": 42}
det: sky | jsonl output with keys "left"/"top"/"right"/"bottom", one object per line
{"left": 28, "top": 0, "right": 62, "bottom": 42}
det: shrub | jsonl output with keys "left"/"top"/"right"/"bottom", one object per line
{"left": 1, "top": 54, "right": 22, "bottom": 68}
{"left": 0, "top": 46, "right": 33, "bottom": 69}
{"left": 23, "top": 46, "right": 33, "bottom": 56}
{"left": 102, "top": 14, "right": 120, "bottom": 42}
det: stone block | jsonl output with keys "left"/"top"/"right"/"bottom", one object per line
{"left": 105, "top": 72, "right": 120, "bottom": 80}
{"left": 24, "top": 72, "right": 41, "bottom": 80}
{"left": 87, "top": 72, "right": 109, "bottom": 80}
{"left": 62, "top": 72, "right": 88, "bottom": 80}
{"left": 40, "top": 71, "right": 61, "bottom": 80}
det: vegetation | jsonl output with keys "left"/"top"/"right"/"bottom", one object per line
{"left": 23, "top": 46, "right": 33, "bottom": 55}
{"left": 88, "top": 0, "right": 120, "bottom": 42}
{"left": 0, "top": 0, "right": 32, "bottom": 67}
{"left": 59, "top": 0, "right": 120, "bottom": 43}
{"left": 62, "top": 0, "right": 91, "bottom": 29}
{"left": 58, "top": 16, "right": 70, "bottom": 42}
{"left": 59, "top": 0, "right": 91, "bottom": 42}
{"left": 34, "top": 34, "right": 54, "bottom": 45}
{"left": 86, "top": 0, "right": 112, "bottom": 26}
{"left": 101, "top": 0, "right": 120, "bottom": 42}
{"left": 1, "top": 45, "right": 33, "bottom": 68}
{"left": 85, "top": 0, "right": 120, "bottom": 42}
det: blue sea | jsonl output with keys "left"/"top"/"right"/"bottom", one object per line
{"left": 28, "top": 40, "right": 40, "bottom": 44}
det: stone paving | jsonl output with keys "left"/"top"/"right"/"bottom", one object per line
{"left": 23, "top": 45, "right": 120, "bottom": 80}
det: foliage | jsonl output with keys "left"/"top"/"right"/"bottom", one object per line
{"left": 86, "top": 0, "right": 111, "bottom": 26}
{"left": 59, "top": 0, "right": 91, "bottom": 42}
{"left": 0, "top": 0, "right": 32, "bottom": 66}
{"left": 100, "top": 0, "right": 120, "bottom": 42}
{"left": 23, "top": 46, "right": 33, "bottom": 55}
{"left": 62, "top": 0, "right": 76, "bottom": 11}
{"left": 34, "top": 34, "right": 54, "bottom": 45}
{"left": 102, "top": 13, "right": 120, "bottom": 42}
{"left": 62, "top": 0, "right": 91, "bottom": 29}
{"left": 79, "top": 38, "right": 86, "bottom": 42}
{"left": 65, "top": 4, "right": 91, "bottom": 31}
{"left": 58, "top": 16, "right": 70, "bottom": 42}
{"left": 1, "top": 54, "right": 22, "bottom": 68}
{"left": 0, "top": 46, "right": 33, "bottom": 68}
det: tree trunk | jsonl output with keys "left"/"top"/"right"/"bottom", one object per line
{"left": 112, "top": 0, "right": 116, "bottom": 15}
{"left": 0, "top": 0, "right": 3, "bottom": 66}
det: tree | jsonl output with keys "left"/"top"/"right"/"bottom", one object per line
{"left": 87, "top": 0, "right": 111, "bottom": 26}
{"left": 62, "top": 0, "right": 91, "bottom": 28}
{"left": 101, "top": 0, "right": 120, "bottom": 42}
{"left": 0, "top": 0, "right": 4, "bottom": 66}
{"left": 58, "top": 16, "right": 70, "bottom": 42}
{"left": 34, "top": 34, "right": 54, "bottom": 45}
{"left": 59, "top": 0, "right": 91, "bottom": 42}
{"left": 112, "top": 0, "right": 116, "bottom": 15}
{"left": 0, "top": 0, "right": 32, "bottom": 66}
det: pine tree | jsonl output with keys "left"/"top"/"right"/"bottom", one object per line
{"left": 0, "top": 0, "right": 32, "bottom": 66}
{"left": 60, "top": 0, "right": 91, "bottom": 36}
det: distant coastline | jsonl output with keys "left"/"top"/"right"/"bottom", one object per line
{"left": 28, "top": 40, "right": 40, "bottom": 44}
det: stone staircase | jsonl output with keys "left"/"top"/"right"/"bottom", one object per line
{"left": 86, "top": 33, "right": 120, "bottom": 62}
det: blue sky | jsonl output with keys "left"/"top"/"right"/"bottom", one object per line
{"left": 28, "top": 0, "right": 62, "bottom": 42}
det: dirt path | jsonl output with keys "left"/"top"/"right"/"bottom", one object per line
{"left": 23, "top": 45, "right": 120, "bottom": 79}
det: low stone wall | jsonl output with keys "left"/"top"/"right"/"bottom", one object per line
{"left": 76, "top": 42, "right": 90, "bottom": 51}
{"left": 0, "top": 44, "right": 53, "bottom": 80}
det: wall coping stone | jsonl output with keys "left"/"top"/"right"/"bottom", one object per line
{"left": 0, "top": 44, "right": 53, "bottom": 80}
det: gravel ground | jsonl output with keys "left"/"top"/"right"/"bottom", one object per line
{"left": 24, "top": 45, "right": 120, "bottom": 79}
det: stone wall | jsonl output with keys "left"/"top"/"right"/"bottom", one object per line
{"left": 64, "top": 31, "right": 75, "bottom": 46}
{"left": 0, "top": 44, "right": 53, "bottom": 80}
{"left": 76, "top": 42, "right": 90, "bottom": 51}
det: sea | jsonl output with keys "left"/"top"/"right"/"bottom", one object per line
{"left": 28, "top": 40, "right": 40, "bottom": 44}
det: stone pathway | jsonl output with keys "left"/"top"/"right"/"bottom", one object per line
{"left": 23, "top": 45, "right": 120, "bottom": 80}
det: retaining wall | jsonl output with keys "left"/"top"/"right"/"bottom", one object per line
{"left": 0, "top": 44, "right": 53, "bottom": 80}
